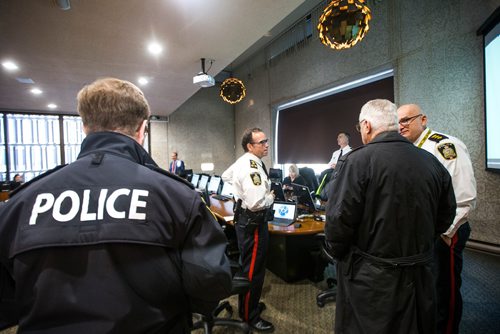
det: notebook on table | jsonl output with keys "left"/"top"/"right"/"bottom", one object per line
{"left": 270, "top": 201, "right": 297, "bottom": 226}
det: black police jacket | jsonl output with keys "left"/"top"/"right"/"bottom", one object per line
{"left": 0, "top": 132, "right": 232, "bottom": 334}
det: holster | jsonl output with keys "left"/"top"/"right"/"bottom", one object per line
{"left": 234, "top": 203, "right": 274, "bottom": 233}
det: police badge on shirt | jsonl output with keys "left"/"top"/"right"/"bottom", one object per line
{"left": 250, "top": 172, "right": 262, "bottom": 185}
{"left": 438, "top": 143, "right": 457, "bottom": 160}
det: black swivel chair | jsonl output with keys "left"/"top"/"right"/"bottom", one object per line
{"left": 299, "top": 167, "right": 319, "bottom": 194}
{"left": 315, "top": 233, "right": 337, "bottom": 308}
{"left": 192, "top": 213, "right": 251, "bottom": 333}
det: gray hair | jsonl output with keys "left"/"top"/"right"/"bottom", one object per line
{"left": 359, "top": 99, "right": 398, "bottom": 132}
{"left": 289, "top": 164, "right": 299, "bottom": 175}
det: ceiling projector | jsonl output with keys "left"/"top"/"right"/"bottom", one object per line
{"left": 193, "top": 73, "right": 215, "bottom": 87}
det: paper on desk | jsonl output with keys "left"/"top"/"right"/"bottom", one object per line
{"left": 224, "top": 216, "right": 234, "bottom": 222}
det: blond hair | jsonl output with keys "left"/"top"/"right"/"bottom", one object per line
{"left": 77, "top": 77, "right": 150, "bottom": 136}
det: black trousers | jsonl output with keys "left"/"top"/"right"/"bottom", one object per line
{"left": 235, "top": 217, "right": 269, "bottom": 323}
{"left": 435, "top": 222, "right": 471, "bottom": 334}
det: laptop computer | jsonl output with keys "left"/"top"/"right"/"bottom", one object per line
{"left": 271, "top": 181, "right": 286, "bottom": 201}
{"left": 190, "top": 173, "right": 200, "bottom": 188}
{"left": 220, "top": 182, "right": 234, "bottom": 197}
{"left": 213, "top": 181, "right": 234, "bottom": 201}
{"left": 207, "top": 175, "right": 222, "bottom": 194}
{"left": 270, "top": 201, "right": 297, "bottom": 226}
{"left": 291, "top": 183, "right": 323, "bottom": 213}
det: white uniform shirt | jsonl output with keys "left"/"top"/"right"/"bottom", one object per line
{"left": 415, "top": 128, "right": 477, "bottom": 237}
{"left": 221, "top": 152, "right": 274, "bottom": 211}
{"left": 328, "top": 146, "right": 352, "bottom": 166}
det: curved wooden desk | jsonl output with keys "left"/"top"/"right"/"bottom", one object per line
{"left": 0, "top": 191, "right": 9, "bottom": 202}
{"left": 210, "top": 195, "right": 326, "bottom": 282}
{"left": 209, "top": 196, "right": 324, "bottom": 235}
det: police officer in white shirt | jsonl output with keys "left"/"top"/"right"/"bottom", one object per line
{"left": 398, "top": 104, "right": 476, "bottom": 334}
{"left": 222, "top": 127, "right": 275, "bottom": 332}
{"left": 328, "top": 132, "right": 352, "bottom": 169}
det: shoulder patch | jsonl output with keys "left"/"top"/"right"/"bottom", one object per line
{"left": 437, "top": 143, "right": 457, "bottom": 160}
{"left": 428, "top": 133, "right": 449, "bottom": 143}
{"left": 145, "top": 163, "right": 194, "bottom": 189}
{"left": 8, "top": 164, "right": 68, "bottom": 198}
{"left": 250, "top": 160, "right": 258, "bottom": 169}
{"left": 250, "top": 172, "right": 262, "bottom": 186}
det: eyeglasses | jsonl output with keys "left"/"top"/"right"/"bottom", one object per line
{"left": 355, "top": 119, "right": 366, "bottom": 132}
{"left": 399, "top": 114, "right": 422, "bottom": 127}
{"left": 252, "top": 138, "right": 269, "bottom": 145}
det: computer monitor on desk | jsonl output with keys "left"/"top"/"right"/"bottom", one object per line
{"left": 291, "top": 183, "right": 317, "bottom": 213}
{"left": 220, "top": 182, "right": 234, "bottom": 198}
{"left": 207, "top": 175, "right": 222, "bottom": 194}
{"left": 271, "top": 182, "right": 286, "bottom": 202}
{"left": 198, "top": 174, "right": 210, "bottom": 191}
{"left": 190, "top": 173, "right": 200, "bottom": 188}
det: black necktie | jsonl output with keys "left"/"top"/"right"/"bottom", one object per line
{"left": 337, "top": 149, "right": 343, "bottom": 162}
{"left": 261, "top": 161, "right": 269, "bottom": 177}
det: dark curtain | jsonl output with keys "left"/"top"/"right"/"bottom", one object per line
{"left": 277, "top": 76, "right": 394, "bottom": 163}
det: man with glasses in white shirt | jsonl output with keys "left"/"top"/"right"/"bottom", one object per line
{"left": 397, "top": 103, "right": 476, "bottom": 334}
{"left": 222, "top": 127, "right": 275, "bottom": 332}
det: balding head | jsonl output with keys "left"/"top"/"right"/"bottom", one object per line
{"left": 397, "top": 104, "right": 428, "bottom": 143}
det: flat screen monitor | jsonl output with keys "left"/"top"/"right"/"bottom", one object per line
{"left": 191, "top": 173, "right": 200, "bottom": 188}
{"left": 291, "top": 183, "right": 316, "bottom": 213}
{"left": 207, "top": 175, "right": 222, "bottom": 194}
{"left": 220, "top": 182, "right": 234, "bottom": 198}
{"left": 271, "top": 182, "right": 286, "bottom": 202}
{"left": 198, "top": 174, "right": 209, "bottom": 191}
{"left": 479, "top": 7, "right": 500, "bottom": 172}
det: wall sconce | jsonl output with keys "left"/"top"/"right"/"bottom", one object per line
{"left": 220, "top": 77, "right": 246, "bottom": 104}
{"left": 318, "top": 0, "right": 371, "bottom": 50}
{"left": 201, "top": 162, "right": 214, "bottom": 173}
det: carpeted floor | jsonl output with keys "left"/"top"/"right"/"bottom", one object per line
{"left": 192, "top": 268, "right": 336, "bottom": 334}
{"left": 460, "top": 248, "right": 500, "bottom": 334}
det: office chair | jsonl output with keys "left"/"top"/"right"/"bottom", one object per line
{"left": 183, "top": 169, "right": 193, "bottom": 181}
{"left": 299, "top": 167, "right": 319, "bottom": 193}
{"left": 315, "top": 233, "right": 337, "bottom": 308}
{"left": 268, "top": 168, "right": 283, "bottom": 183}
{"left": 192, "top": 277, "right": 250, "bottom": 334}
{"left": 192, "top": 213, "right": 251, "bottom": 333}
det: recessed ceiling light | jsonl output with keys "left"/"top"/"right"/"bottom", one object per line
{"left": 138, "top": 77, "right": 149, "bottom": 86}
{"left": 30, "top": 88, "right": 42, "bottom": 95}
{"left": 47, "top": 103, "right": 57, "bottom": 109}
{"left": 2, "top": 61, "right": 19, "bottom": 71}
{"left": 147, "top": 42, "right": 163, "bottom": 55}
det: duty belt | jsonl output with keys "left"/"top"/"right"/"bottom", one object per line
{"left": 353, "top": 247, "right": 433, "bottom": 268}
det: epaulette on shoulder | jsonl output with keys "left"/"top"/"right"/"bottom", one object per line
{"left": 144, "top": 163, "right": 194, "bottom": 189}
{"left": 8, "top": 164, "right": 68, "bottom": 198}
{"left": 428, "top": 133, "right": 449, "bottom": 143}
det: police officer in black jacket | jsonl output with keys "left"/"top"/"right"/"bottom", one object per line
{"left": 0, "top": 78, "right": 232, "bottom": 333}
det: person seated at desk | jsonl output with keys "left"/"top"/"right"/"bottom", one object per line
{"left": 9, "top": 174, "right": 23, "bottom": 191}
{"left": 282, "top": 164, "right": 307, "bottom": 190}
